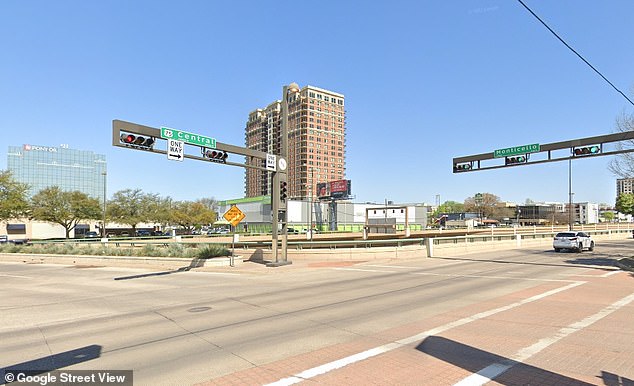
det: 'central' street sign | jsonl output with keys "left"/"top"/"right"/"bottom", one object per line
{"left": 493, "top": 143, "right": 540, "bottom": 158}
{"left": 160, "top": 126, "right": 216, "bottom": 149}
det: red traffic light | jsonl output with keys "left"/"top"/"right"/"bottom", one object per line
{"left": 120, "top": 133, "right": 155, "bottom": 149}
{"left": 204, "top": 149, "right": 228, "bottom": 163}
{"left": 121, "top": 134, "right": 135, "bottom": 144}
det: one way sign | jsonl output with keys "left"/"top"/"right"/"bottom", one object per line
{"left": 167, "top": 139, "right": 184, "bottom": 162}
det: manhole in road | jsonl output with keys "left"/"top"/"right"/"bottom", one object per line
{"left": 188, "top": 306, "right": 212, "bottom": 313}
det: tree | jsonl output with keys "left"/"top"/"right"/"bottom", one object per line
{"left": 602, "top": 211, "right": 615, "bottom": 222}
{"left": 615, "top": 193, "right": 634, "bottom": 217}
{"left": 464, "top": 193, "right": 502, "bottom": 218}
{"left": 169, "top": 200, "right": 217, "bottom": 233}
{"left": 433, "top": 201, "right": 464, "bottom": 217}
{"left": 0, "top": 171, "right": 30, "bottom": 222}
{"left": 463, "top": 193, "right": 516, "bottom": 221}
{"left": 609, "top": 111, "right": 634, "bottom": 177}
{"left": 107, "top": 189, "right": 160, "bottom": 231}
{"left": 196, "top": 197, "right": 218, "bottom": 211}
{"left": 30, "top": 187, "right": 102, "bottom": 239}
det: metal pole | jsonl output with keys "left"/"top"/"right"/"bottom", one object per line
{"left": 231, "top": 227, "right": 235, "bottom": 267}
{"left": 102, "top": 170, "right": 107, "bottom": 237}
{"left": 280, "top": 85, "right": 288, "bottom": 263}
{"left": 272, "top": 170, "right": 279, "bottom": 262}
{"left": 267, "top": 83, "right": 294, "bottom": 266}
{"left": 309, "top": 167, "right": 313, "bottom": 239}
{"left": 569, "top": 158, "right": 572, "bottom": 230}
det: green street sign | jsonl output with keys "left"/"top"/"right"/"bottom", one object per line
{"left": 160, "top": 127, "right": 216, "bottom": 149}
{"left": 494, "top": 143, "right": 540, "bottom": 158}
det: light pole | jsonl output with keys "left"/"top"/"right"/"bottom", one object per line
{"left": 516, "top": 208, "right": 521, "bottom": 226}
{"left": 569, "top": 157, "right": 574, "bottom": 231}
{"left": 101, "top": 170, "right": 107, "bottom": 237}
{"left": 308, "top": 166, "right": 313, "bottom": 238}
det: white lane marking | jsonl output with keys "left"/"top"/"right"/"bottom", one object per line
{"left": 453, "top": 291, "right": 634, "bottom": 386}
{"left": 345, "top": 266, "right": 580, "bottom": 283}
{"left": 409, "top": 271, "right": 579, "bottom": 283}
{"left": 264, "top": 281, "right": 585, "bottom": 386}
{"left": 332, "top": 268, "right": 396, "bottom": 273}
{"left": 566, "top": 270, "right": 622, "bottom": 278}
{"left": 0, "top": 274, "right": 32, "bottom": 279}
{"left": 189, "top": 271, "right": 242, "bottom": 276}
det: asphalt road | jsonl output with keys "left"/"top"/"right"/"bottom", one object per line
{"left": 1, "top": 240, "right": 633, "bottom": 385}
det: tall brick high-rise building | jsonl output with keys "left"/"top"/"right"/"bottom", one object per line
{"left": 245, "top": 85, "right": 346, "bottom": 199}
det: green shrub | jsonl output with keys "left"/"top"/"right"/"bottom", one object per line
{"left": 196, "top": 245, "right": 230, "bottom": 259}
{"left": 0, "top": 241, "right": 229, "bottom": 260}
{"left": 137, "top": 244, "right": 165, "bottom": 257}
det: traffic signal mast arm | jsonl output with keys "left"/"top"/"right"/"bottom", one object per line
{"left": 453, "top": 131, "right": 634, "bottom": 173}
{"left": 113, "top": 119, "right": 270, "bottom": 171}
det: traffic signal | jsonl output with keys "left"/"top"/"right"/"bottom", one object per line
{"left": 204, "top": 149, "right": 228, "bottom": 163}
{"left": 573, "top": 145, "right": 600, "bottom": 156}
{"left": 453, "top": 163, "right": 472, "bottom": 172}
{"left": 120, "top": 133, "right": 155, "bottom": 149}
{"left": 280, "top": 181, "right": 288, "bottom": 202}
{"left": 505, "top": 155, "right": 528, "bottom": 165}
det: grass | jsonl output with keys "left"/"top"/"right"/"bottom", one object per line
{"left": 0, "top": 242, "right": 230, "bottom": 259}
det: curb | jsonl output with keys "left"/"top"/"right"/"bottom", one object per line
{"left": 616, "top": 257, "right": 634, "bottom": 272}
{"left": 0, "top": 253, "right": 243, "bottom": 269}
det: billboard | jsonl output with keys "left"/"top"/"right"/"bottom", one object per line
{"left": 329, "top": 180, "right": 351, "bottom": 199}
{"left": 317, "top": 179, "right": 351, "bottom": 200}
{"left": 317, "top": 182, "right": 329, "bottom": 199}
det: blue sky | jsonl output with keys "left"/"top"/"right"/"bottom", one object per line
{"left": 1, "top": 1, "right": 633, "bottom": 206}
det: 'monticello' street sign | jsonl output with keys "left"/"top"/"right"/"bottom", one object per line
{"left": 493, "top": 143, "right": 540, "bottom": 158}
{"left": 223, "top": 205, "right": 246, "bottom": 227}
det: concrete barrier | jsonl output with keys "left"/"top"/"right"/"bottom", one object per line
{"left": 0, "top": 253, "right": 242, "bottom": 269}
{"left": 1, "top": 229, "right": 630, "bottom": 267}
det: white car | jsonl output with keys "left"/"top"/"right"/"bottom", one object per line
{"left": 553, "top": 231, "right": 594, "bottom": 252}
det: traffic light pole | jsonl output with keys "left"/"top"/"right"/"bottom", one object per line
{"left": 268, "top": 170, "right": 290, "bottom": 267}
{"left": 267, "top": 83, "right": 294, "bottom": 266}
{"left": 112, "top": 118, "right": 290, "bottom": 267}
{"left": 453, "top": 131, "right": 634, "bottom": 173}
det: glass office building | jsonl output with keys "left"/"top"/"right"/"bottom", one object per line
{"left": 7, "top": 144, "right": 106, "bottom": 202}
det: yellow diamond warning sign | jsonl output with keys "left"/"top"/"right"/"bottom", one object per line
{"left": 223, "top": 205, "right": 245, "bottom": 227}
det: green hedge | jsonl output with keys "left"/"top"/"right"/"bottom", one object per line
{"left": 0, "top": 242, "right": 230, "bottom": 259}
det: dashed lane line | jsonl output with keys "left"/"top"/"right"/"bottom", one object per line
{"left": 264, "top": 281, "right": 586, "bottom": 386}
{"left": 453, "top": 290, "right": 634, "bottom": 386}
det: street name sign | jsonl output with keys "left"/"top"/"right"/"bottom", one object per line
{"left": 223, "top": 205, "right": 246, "bottom": 227}
{"left": 160, "top": 126, "right": 216, "bottom": 149}
{"left": 493, "top": 143, "right": 540, "bottom": 158}
{"left": 167, "top": 139, "right": 184, "bottom": 161}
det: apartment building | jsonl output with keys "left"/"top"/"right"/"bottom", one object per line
{"left": 245, "top": 85, "right": 346, "bottom": 199}
{"left": 616, "top": 178, "right": 634, "bottom": 196}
